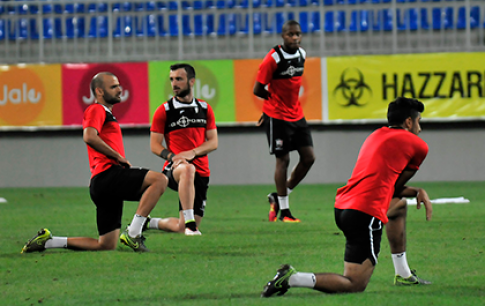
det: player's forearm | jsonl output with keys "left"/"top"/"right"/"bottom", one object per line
{"left": 397, "top": 186, "right": 420, "bottom": 198}
{"left": 253, "top": 82, "right": 270, "bottom": 100}
{"left": 193, "top": 138, "right": 218, "bottom": 157}
{"left": 86, "top": 137, "right": 123, "bottom": 161}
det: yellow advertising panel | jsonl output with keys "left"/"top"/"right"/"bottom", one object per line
{"left": 326, "top": 52, "right": 485, "bottom": 122}
{"left": 0, "top": 64, "right": 62, "bottom": 127}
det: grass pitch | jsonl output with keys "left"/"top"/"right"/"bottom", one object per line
{"left": 1, "top": 182, "right": 484, "bottom": 306}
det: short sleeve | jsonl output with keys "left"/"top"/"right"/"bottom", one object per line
{"left": 150, "top": 104, "right": 167, "bottom": 134}
{"left": 407, "top": 138, "right": 429, "bottom": 171}
{"left": 256, "top": 50, "right": 278, "bottom": 86}
{"left": 206, "top": 104, "right": 217, "bottom": 130}
{"left": 83, "top": 104, "right": 106, "bottom": 133}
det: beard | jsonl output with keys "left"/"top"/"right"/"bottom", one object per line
{"left": 175, "top": 87, "right": 191, "bottom": 98}
{"left": 104, "top": 93, "right": 121, "bottom": 105}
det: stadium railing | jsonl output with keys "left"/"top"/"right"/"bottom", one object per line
{"left": 0, "top": 0, "right": 484, "bottom": 64}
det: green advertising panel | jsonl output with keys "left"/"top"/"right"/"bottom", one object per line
{"left": 148, "top": 60, "right": 235, "bottom": 124}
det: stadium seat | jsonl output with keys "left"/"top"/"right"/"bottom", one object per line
{"left": 0, "top": 4, "right": 4, "bottom": 40}
{"left": 113, "top": 2, "right": 134, "bottom": 38}
{"left": 382, "top": 8, "right": 393, "bottom": 31}
{"left": 432, "top": 7, "right": 441, "bottom": 30}
{"left": 65, "top": 3, "right": 85, "bottom": 38}
{"left": 348, "top": 10, "right": 370, "bottom": 32}
{"left": 310, "top": 11, "right": 320, "bottom": 33}
{"left": 88, "top": 3, "right": 108, "bottom": 38}
{"left": 7, "top": 3, "right": 29, "bottom": 40}
{"left": 193, "top": 0, "right": 204, "bottom": 36}
{"left": 205, "top": 0, "right": 216, "bottom": 35}
{"left": 443, "top": 7, "right": 453, "bottom": 30}
{"left": 324, "top": 11, "right": 334, "bottom": 32}
{"left": 156, "top": 1, "right": 168, "bottom": 36}
{"left": 335, "top": 10, "right": 345, "bottom": 32}
{"left": 457, "top": 6, "right": 480, "bottom": 30}
{"left": 420, "top": 7, "right": 430, "bottom": 30}
{"left": 299, "top": 12, "right": 309, "bottom": 33}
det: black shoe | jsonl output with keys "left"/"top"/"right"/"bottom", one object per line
{"left": 261, "top": 264, "right": 296, "bottom": 298}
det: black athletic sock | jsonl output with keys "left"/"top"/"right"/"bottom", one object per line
{"left": 185, "top": 221, "right": 197, "bottom": 231}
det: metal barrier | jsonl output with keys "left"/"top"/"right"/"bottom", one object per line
{"left": 0, "top": 0, "right": 484, "bottom": 64}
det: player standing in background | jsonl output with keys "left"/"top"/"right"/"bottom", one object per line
{"left": 262, "top": 97, "right": 432, "bottom": 297}
{"left": 149, "top": 63, "right": 218, "bottom": 236}
{"left": 21, "top": 72, "right": 167, "bottom": 253}
{"left": 253, "top": 20, "right": 315, "bottom": 223}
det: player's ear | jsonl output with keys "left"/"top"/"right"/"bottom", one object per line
{"left": 189, "top": 77, "right": 196, "bottom": 87}
{"left": 95, "top": 87, "right": 104, "bottom": 96}
{"left": 403, "top": 116, "right": 413, "bottom": 130}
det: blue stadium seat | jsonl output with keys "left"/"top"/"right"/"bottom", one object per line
{"left": 443, "top": 7, "right": 453, "bottom": 30}
{"left": 205, "top": 0, "right": 216, "bottom": 35}
{"left": 0, "top": 4, "right": 4, "bottom": 40}
{"left": 310, "top": 11, "right": 320, "bottom": 33}
{"left": 420, "top": 7, "right": 430, "bottom": 30}
{"left": 216, "top": 1, "right": 237, "bottom": 35}
{"left": 275, "top": 0, "right": 285, "bottom": 7}
{"left": 382, "top": 9, "right": 393, "bottom": 31}
{"left": 299, "top": 12, "right": 309, "bottom": 33}
{"left": 348, "top": 10, "right": 370, "bottom": 32}
{"left": 168, "top": 1, "right": 178, "bottom": 36}
{"left": 324, "top": 11, "right": 334, "bottom": 32}
{"left": 7, "top": 3, "right": 29, "bottom": 40}
{"left": 193, "top": 0, "right": 204, "bottom": 36}
{"left": 156, "top": 1, "right": 168, "bottom": 36}
{"left": 113, "top": 2, "right": 134, "bottom": 38}
{"left": 65, "top": 3, "right": 85, "bottom": 38}
{"left": 238, "top": 13, "right": 263, "bottom": 35}
{"left": 370, "top": 9, "right": 382, "bottom": 31}
{"left": 88, "top": 3, "right": 108, "bottom": 38}
{"left": 457, "top": 6, "right": 480, "bottom": 30}
{"left": 335, "top": 10, "right": 345, "bottom": 32}
{"left": 432, "top": 7, "right": 441, "bottom": 30}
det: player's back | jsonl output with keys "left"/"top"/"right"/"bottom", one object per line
{"left": 335, "top": 126, "right": 428, "bottom": 223}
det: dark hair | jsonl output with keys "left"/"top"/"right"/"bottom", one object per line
{"left": 387, "top": 97, "right": 425, "bottom": 126}
{"left": 170, "top": 63, "right": 196, "bottom": 80}
{"left": 90, "top": 72, "right": 116, "bottom": 96}
{"left": 281, "top": 20, "right": 301, "bottom": 33}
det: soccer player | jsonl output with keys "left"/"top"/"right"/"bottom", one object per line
{"left": 21, "top": 72, "right": 167, "bottom": 253}
{"left": 261, "top": 97, "right": 432, "bottom": 297}
{"left": 149, "top": 63, "right": 218, "bottom": 236}
{"left": 253, "top": 20, "right": 315, "bottom": 223}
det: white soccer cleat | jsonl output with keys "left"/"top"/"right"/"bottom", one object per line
{"left": 185, "top": 228, "right": 202, "bottom": 236}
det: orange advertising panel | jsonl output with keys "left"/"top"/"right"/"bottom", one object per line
{"left": 0, "top": 65, "right": 62, "bottom": 127}
{"left": 234, "top": 57, "right": 322, "bottom": 123}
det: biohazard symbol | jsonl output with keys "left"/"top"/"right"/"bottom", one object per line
{"left": 333, "top": 68, "right": 372, "bottom": 107}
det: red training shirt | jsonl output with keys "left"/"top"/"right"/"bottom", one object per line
{"left": 334, "top": 127, "right": 429, "bottom": 224}
{"left": 256, "top": 46, "right": 305, "bottom": 121}
{"left": 83, "top": 103, "right": 125, "bottom": 178}
{"left": 151, "top": 98, "right": 217, "bottom": 177}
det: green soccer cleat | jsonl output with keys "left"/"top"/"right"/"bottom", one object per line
{"left": 261, "top": 264, "right": 296, "bottom": 298}
{"left": 119, "top": 229, "right": 149, "bottom": 253}
{"left": 395, "top": 270, "right": 432, "bottom": 285}
{"left": 21, "top": 228, "right": 52, "bottom": 253}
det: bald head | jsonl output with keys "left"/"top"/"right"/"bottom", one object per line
{"left": 90, "top": 72, "right": 117, "bottom": 96}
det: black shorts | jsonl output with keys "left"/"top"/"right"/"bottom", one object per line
{"left": 334, "top": 208, "right": 383, "bottom": 266}
{"left": 89, "top": 165, "right": 149, "bottom": 236}
{"left": 162, "top": 166, "right": 209, "bottom": 217}
{"left": 263, "top": 113, "right": 313, "bottom": 157}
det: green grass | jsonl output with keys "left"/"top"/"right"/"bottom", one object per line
{"left": 1, "top": 182, "right": 484, "bottom": 306}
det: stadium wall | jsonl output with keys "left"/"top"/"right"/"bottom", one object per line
{"left": 1, "top": 124, "right": 484, "bottom": 188}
